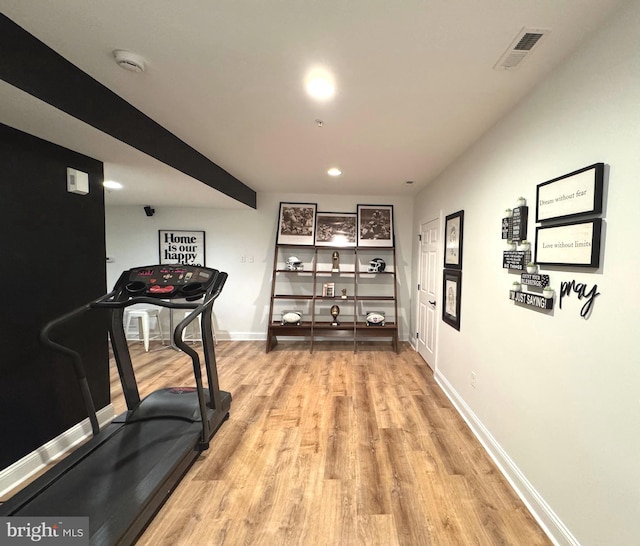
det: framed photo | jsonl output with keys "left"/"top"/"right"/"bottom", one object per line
{"left": 277, "top": 202, "right": 317, "bottom": 245}
{"left": 442, "top": 269, "right": 462, "bottom": 331}
{"left": 159, "top": 230, "right": 205, "bottom": 266}
{"left": 535, "top": 218, "right": 602, "bottom": 267}
{"left": 357, "top": 205, "right": 394, "bottom": 247}
{"left": 315, "top": 212, "right": 357, "bottom": 247}
{"left": 444, "top": 210, "right": 464, "bottom": 269}
{"left": 536, "top": 163, "right": 604, "bottom": 223}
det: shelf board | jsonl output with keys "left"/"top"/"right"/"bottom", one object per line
{"left": 270, "top": 321, "right": 312, "bottom": 328}
{"left": 316, "top": 296, "right": 355, "bottom": 301}
{"left": 357, "top": 321, "right": 396, "bottom": 327}
{"left": 273, "top": 294, "right": 313, "bottom": 300}
{"left": 275, "top": 269, "right": 312, "bottom": 274}
{"left": 313, "top": 322, "right": 355, "bottom": 331}
{"left": 356, "top": 296, "right": 395, "bottom": 301}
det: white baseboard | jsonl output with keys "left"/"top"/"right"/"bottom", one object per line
{"left": 434, "top": 370, "right": 579, "bottom": 546}
{"left": 0, "top": 405, "right": 116, "bottom": 499}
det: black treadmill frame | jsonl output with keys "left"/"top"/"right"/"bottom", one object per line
{"left": 0, "top": 266, "right": 231, "bottom": 545}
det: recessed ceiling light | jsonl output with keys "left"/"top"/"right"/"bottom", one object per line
{"left": 327, "top": 168, "right": 342, "bottom": 177}
{"left": 305, "top": 68, "right": 335, "bottom": 100}
{"left": 103, "top": 180, "right": 123, "bottom": 190}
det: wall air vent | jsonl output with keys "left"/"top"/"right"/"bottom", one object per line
{"left": 494, "top": 27, "right": 551, "bottom": 70}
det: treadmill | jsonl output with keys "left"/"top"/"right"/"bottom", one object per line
{"left": 0, "top": 264, "right": 231, "bottom": 545}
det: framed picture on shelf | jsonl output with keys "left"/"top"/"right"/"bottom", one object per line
{"left": 357, "top": 204, "right": 394, "bottom": 247}
{"left": 315, "top": 212, "right": 357, "bottom": 247}
{"left": 444, "top": 210, "right": 464, "bottom": 269}
{"left": 322, "top": 282, "right": 335, "bottom": 298}
{"left": 442, "top": 269, "right": 462, "bottom": 331}
{"left": 276, "top": 202, "right": 317, "bottom": 245}
{"left": 159, "top": 229, "right": 205, "bottom": 266}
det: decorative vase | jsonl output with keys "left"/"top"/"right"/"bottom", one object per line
{"left": 543, "top": 288, "right": 554, "bottom": 299}
{"left": 517, "top": 197, "right": 526, "bottom": 207}
{"left": 512, "top": 283, "right": 522, "bottom": 292}
{"left": 507, "top": 240, "right": 516, "bottom": 251}
{"left": 526, "top": 264, "right": 537, "bottom": 274}
{"left": 505, "top": 208, "right": 513, "bottom": 218}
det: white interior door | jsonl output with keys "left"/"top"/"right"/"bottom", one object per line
{"left": 417, "top": 217, "right": 439, "bottom": 368}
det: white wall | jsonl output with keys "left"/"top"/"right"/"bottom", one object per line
{"left": 411, "top": 1, "right": 640, "bottom": 545}
{"left": 106, "top": 192, "right": 413, "bottom": 341}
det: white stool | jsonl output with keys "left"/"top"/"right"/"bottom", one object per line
{"left": 182, "top": 312, "right": 217, "bottom": 345}
{"left": 124, "top": 308, "right": 165, "bottom": 351}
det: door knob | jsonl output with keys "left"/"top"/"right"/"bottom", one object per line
{"left": 429, "top": 300, "right": 436, "bottom": 306}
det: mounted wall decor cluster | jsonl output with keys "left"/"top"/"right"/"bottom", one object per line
{"left": 502, "top": 197, "right": 554, "bottom": 311}
{"left": 503, "top": 162, "right": 606, "bottom": 316}
{"left": 535, "top": 163, "right": 604, "bottom": 267}
{"left": 443, "top": 210, "right": 464, "bottom": 331}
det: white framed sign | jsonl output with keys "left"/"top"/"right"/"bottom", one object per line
{"left": 536, "top": 163, "right": 604, "bottom": 223}
{"left": 535, "top": 219, "right": 601, "bottom": 267}
{"left": 159, "top": 230, "right": 206, "bottom": 265}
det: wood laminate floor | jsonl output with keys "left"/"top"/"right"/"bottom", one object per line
{"left": 114, "top": 340, "right": 551, "bottom": 546}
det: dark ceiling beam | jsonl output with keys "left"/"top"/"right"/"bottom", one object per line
{"left": 0, "top": 13, "right": 256, "bottom": 209}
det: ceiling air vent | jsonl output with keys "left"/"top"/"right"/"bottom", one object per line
{"left": 494, "top": 27, "right": 551, "bottom": 70}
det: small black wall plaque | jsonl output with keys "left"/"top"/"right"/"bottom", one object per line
{"left": 511, "top": 206, "right": 528, "bottom": 241}
{"left": 502, "top": 217, "right": 513, "bottom": 240}
{"left": 520, "top": 273, "right": 550, "bottom": 288}
{"left": 510, "top": 290, "right": 553, "bottom": 310}
{"left": 503, "top": 251, "right": 532, "bottom": 270}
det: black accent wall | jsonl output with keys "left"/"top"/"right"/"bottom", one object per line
{"left": 0, "top": 123, "right": 109, "bottom": 470}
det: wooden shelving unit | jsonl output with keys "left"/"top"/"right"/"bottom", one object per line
{"left": 266, "top": 244, "right": 398, "bottom": 353}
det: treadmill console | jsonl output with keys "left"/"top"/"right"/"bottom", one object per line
{"left": 123, "top": 265, "right": 217, "bottom": 300}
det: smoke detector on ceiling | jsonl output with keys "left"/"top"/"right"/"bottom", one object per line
{"left": 494, "top": 27, "right": 551, "bottom": 70}
{"left": 113, "top": 50, "right": 146, "bottom": 73}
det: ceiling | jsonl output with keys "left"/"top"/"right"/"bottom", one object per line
{"left": 0, "top": 0, "right": 626, "bottom": 209}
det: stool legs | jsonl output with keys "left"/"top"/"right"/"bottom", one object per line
{"left": 137, "top": 315, "right": 150, "bottom": 352}
{"left": 124, "top": 309, "right": 163, "bottom": 351}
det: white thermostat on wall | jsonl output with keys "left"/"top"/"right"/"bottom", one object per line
{"left": 67, "top": 167, "right": 89, "bottom": 195}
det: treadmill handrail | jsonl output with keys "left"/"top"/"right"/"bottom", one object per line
{"left": 40, "top": 303, "right": 100, "bottom": 436}
{"left": 171, "top": 272, "right": 228, "bottom": 447}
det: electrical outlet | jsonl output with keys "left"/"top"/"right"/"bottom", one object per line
{"left": 471, "top": 371, "right": 477, "bottom": 389}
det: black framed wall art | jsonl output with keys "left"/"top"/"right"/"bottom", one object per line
{"left": 357, "top": 204, "right": 394, "bottom": 247}
{"left": 536, "top": 163, "right": 604, "bottom": 223}
{"left": 159, "top": 229, "right": 205, "bottom": 265}
{"left": 277, "top": 202, "right": 317, "bottom": 245}
{"left": 535, "top": 218, "right": 602, "bottom": 267}
{"left": 444, "top": 210, "right": 464, "bottom": 269}
{"left": 442, "top": 269, "right": 462, "bottom": 330}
